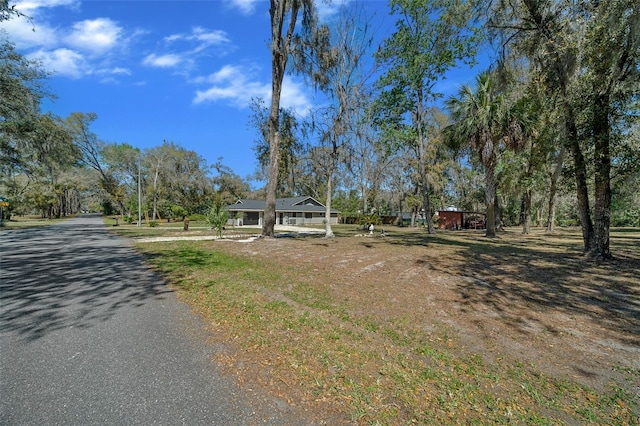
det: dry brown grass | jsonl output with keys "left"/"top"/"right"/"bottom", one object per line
{"left": 131, "top": 225, "right": 640, "bottom": 424}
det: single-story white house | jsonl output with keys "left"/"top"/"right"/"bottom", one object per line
{"left": 227, "top": 196, "right": 339, "bottom": 226}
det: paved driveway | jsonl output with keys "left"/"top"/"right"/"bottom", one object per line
{"left": 0, "top": 215, "right": 308, "bottom": 425}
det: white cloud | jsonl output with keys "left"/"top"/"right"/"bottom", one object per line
{"left": 1, "top": 15, "right": 57, "bottom": 49}
{"left": 192, "top": 27, "right": 231, "bottom": 51}
{"left": 193, "top": 64, "right": 270, "bottom": 107}
{"left": 164, "top": 26, "right": 232, "bottom": 55}
{"left": 1, "top": 0, "right": 77, "bottom": 50}
{"left": 14, "top": 0, "right": 79, "bottom": 15}
{"left": 226, "top": 0, "right": 342, "bottom": 20}
{"left": 64, "top": 18, "right": 122, "bottom": 55}
{"left": 228, "top": 0, "right": 260, "bottom": 15}
{"left": 110, "top": 67, "right": 131, "bottom": 75}
{"left": 28, "top": 48, "right": 87, "bottom": 78}
{"left": 316, "top": 0, "right": 347, "bottom": 21}
{"left": 97, "top": 67, "right": 131, "bottom": 76}
{"left": 193, "top": 64, "right": 311, "bottom": 114}
{"left": 93, "top": 66, "right": 132, "bottom": 84}
{"left": 142, "top": 53, "right": 182, "bottom": 68}
{"left": 280, "top": 76, "right": 312, "bottom": 113}
{"left": 4, "top": 3, "right": 129, "bottom": 81}
{"left": 207, "top": 64, "right": 241, "bottom": 83}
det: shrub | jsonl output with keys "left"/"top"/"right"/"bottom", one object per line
{"left": 149, "top": 220, "right": 158, "bottom": 228}
{"left": 206, "top": 200, "right": 229, "bottom": 238}
{"left": 189, "top": 213, "right": 207, "bottom": 222}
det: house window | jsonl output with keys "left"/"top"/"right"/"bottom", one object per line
{"left": 305, "top": 212, "right": 312, "bottom": 219}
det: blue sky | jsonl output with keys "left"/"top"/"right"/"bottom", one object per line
{"left": 3, "top": 0, "right": 484, "bottom": 185}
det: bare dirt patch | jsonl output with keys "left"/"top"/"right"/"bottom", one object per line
{"left": 138, "top": 226, "right": 640, "bottom": 423}
{"left": 226, "top": 229, "right": 638, "bottom": 403}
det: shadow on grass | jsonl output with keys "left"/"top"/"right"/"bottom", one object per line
{"left": 139, "top": 243, "right": 254, "bottom": 284}
{"left": 385, "top": 228, "right": 640, "bottom": 348}
{"left": 143, "top": 247, "right": 214, "bottom": 269}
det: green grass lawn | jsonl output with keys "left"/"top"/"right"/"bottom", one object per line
{"left": 121, "top": 225, "right": 639, "bottom": 425}
{"left": 0, "top": 215, "right": 68, "bottom": 229}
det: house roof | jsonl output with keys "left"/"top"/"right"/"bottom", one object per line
{"left": 228, "top": 196, "right": 339, "bottom": 214}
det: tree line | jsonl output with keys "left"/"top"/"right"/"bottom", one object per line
{"left": 0, "top": 36, "right": 248, "bottom": 221}
{"left": 0, "top": 7, "right": 250, "bottom": 222}
{"left": 1, "top": 0, "right": 638, "bottom": 260}
{"left": 262, "top": 0, "right": 638, "bottom": 260}
{"left": 0, "top": 82, "right": 250, "bottom": 220}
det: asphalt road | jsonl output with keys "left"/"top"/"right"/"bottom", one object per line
{"left": 0, "top": 215, "right": 310, "bottom": 425}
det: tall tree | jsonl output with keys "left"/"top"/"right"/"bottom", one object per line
{"left": 374, "top": 0, "right": 479, "bottom": 234}
{"left": 350, "top": 112, "right": 390, "bottom": 219}
{"left": 382, "top": 145, "right": 415, "bottom": 225}
{"left": 545, "top": 145, "right": 564, "bottom": 233}
{"left": 143, "top": 142, "right": 172, "bottom": 220}
{"left": 0, "top": 34, "right": 50, "bottom": 175}
{"left": 32, "top": 114, "right": 79, "bottom": 218}
{"left": 445, "top": 73, "right": 503, "bottom": 237}
{"left": 102, "top": 142, "right": 140, "bottom": 217}
{"left": 264, "top": 0, "right": 317, "bottom": 237}
{"left": 582, "top": 0, "right": 639, "bottom": 258}
{"left": 64, "top": 112, "right": 126, "bottom": 213}
{"left": 211, "top": 158, "right": 250, "bottom": 205}
{"left": 161, "top": 144, "right": 211, "bottom": 216}
{"left": 445, "top": 71, "right": 530, "bottom": 237}
{"left": 300, "top": 2, "right": 375, "bottom": 237}
{"left": 250, "top": 97, "right": 303, "bottom": 196}
{"left": 505, "top": 81, "right": 544, "bottom": 235}
{"left": 487, "top": 0, "right": 640, "bottom": 257}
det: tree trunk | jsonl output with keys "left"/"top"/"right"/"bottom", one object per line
{"left": 565, "top": 106, "right": 594, "bottom": 252}
{"left": 263, "top": 130, "right": 279, "bottom": 237}
{"left": 264, "top": 0, "right": 297, "bottom": 238}
{"left": 415, "top": 89, "right": 435, "bottom": 234}
{"left": 546, "top": 147, "right": 564, "bottom": 233}
{"left": 395, "top": 196, "right": 405, "bottom": 226}
{"left": 361, "top": 184, "right": 368, "bottom": 215}
{"left": 418, "top": 142, "right": 435, "bottom": 234}
{"left": 324, "top": 168, "right": 335, "bottom": 238}
{"left": 152, "top": 167, "right": 159, "bottom": 220}
{"left": 422, "top": 177, "right": 435, "bottom": 233}
{"left": 324, "top": 148, "right": 336, "bottom": 238}
{"left": 522, "top": 157, "right": 535, "bottom": 234}
{"left": 522, "top": 189, "right": 532, "bottom": 234}
{"left": 494, "top": 193, "right": 503, "bottom": 232}
{"left": 590, "top": 93, "right": 612, "bottom": 259}
{"left": 484, "top": 161, "right": 497, "bottom": 238}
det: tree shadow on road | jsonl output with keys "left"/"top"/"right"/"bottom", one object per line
{"left": 1, "top": 220, "right": 172, "bottom": 342}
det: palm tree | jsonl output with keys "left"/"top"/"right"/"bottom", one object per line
{"left": 445, "top": 73, "right": 501, "bottom": 237}
{"left": 446, "top": 71, "right": 526, "bottom": 237}
{"left": 206, "top": 196, "right": 229, "bottom": 238}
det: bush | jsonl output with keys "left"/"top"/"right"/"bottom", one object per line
{"left": 611, "top": 209, "right": 640, "bottom": 227}
{"left": 359, "top": 213, "right": 380, "bottom": 226}
{"left": 149, "top": 220, "right": 158, "bottom": 227}
{"left": 189, "top": 213, "right": 207, "bottom": 222}
{"left": 206, "top": 201, "right": 229, "bottom": 238}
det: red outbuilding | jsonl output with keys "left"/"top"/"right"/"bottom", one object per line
{"left": 437, "top": 210, "right": 486, "bottom": 230}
